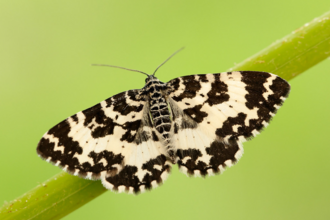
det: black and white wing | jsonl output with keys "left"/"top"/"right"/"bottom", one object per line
{"left": 37, "top": 90, "right": 171, "bottom": 194}
{"left": 166, "top": 71, "right": 290, "bottom": 176}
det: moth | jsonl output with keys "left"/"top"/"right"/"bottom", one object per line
{"left": 37, "top": 48, "right": 290, "bottom": 194}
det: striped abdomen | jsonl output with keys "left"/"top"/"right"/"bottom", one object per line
{"left": 148, "top": 84, "right": 173, "bottom": 159}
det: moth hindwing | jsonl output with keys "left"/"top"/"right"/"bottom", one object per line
{"left": 37, "top": 71, "right": 290, "bottom": 194}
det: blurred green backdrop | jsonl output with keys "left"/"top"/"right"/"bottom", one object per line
{"left": 1, "top": 1, "right": 330, "bottom": 220}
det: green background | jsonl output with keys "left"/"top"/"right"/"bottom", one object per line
{"left": 1, "top": 1, "right": 330, "bottom": 220}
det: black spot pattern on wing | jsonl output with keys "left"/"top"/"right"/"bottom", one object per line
{"left": 206, "top": 140, "right": 239, "bottom": 170}
{"left": 240, "top": 72, "right": 276, "bottom": 125}
{"left": 167, "top": 74, "right": 229, "bottom": 125}
{"left": 105, "top": 166, "right": 140, "bottom": 192}
{"left": 241, "top": 72, "right": 269, "bottom": 109}
{"left": 87, "top": 151, "right": 124, "bottom": 178}
{"left": 177, "top": 149, "right": 208, "bottom": 176}
{"left": 176, "top": 140, "right": 240, "bottom": 176}
{"left": 240, "top": 71, "right": 290, "bottom": 134}
{"left": 104, "top": 155, "right": 170, "bottom": 193}
{"left": 170, "top": 75, "right": 202, "bottom": 102}
{"left": 37, "top": 119, "right": 83, "bottom": 174}
{"left": 183, "top": 104, "right": 208, "bottom": 123}
{"left": 81, "top": 92, "right": 145, "bottom": 139}
{"left": 142, "top": 155, "right": 169, "bottom": 183}
{"left": 175, "top": 138, "right": 242, "bottom": 177}
{"left": 215, "top": 113, "right": 247, "bottom": 138}
{"left": 121, "top": 120, "right": 142, "bottom": 143}
{"left": 152, "top": 131, "right": 159, "bottom": 141}
{"left": 205, "top": 74, "right": 229, "bottom": 106}
{"left": 269, "top": 77, "right": 291, "bottom": 104}
{"left": 72, "top": 114, "right": 78, "bottom": 122}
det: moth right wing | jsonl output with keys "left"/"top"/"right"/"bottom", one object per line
{"left": 37, "top": 90, "right": 171, "bottom": 194}
{"left": 166, "top": 71, "right": 290, "bottom": 176}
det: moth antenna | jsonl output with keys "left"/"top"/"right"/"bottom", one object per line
{"left": 152, "top": 47, "right": 184, "bottom": 76}
{"left": 92, "top": 64, "right": 149, "bottom": 76}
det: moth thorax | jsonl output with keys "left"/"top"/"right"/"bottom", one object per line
{"left": 147, "top": 82, "right": 164, "bottom": 99}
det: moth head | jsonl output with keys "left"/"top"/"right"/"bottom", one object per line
{"left": 145, "top": 75, "right": 157, "bottom": 83}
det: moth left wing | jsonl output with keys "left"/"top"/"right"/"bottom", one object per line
{"left": 37, "top": 90, "right": 171, "bottom": 194}
{"left": 166, "top": 71, "right": 290, "bottom": 176}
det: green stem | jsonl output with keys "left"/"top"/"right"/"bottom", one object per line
{"left": 1, "top": 10, "right": 330, "bottom": 220}
{"left": 229, "top": 11, "right": 330, "bottom": 80}
{"left": 0, "top": 172, "right": 106, "bottom": 220}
